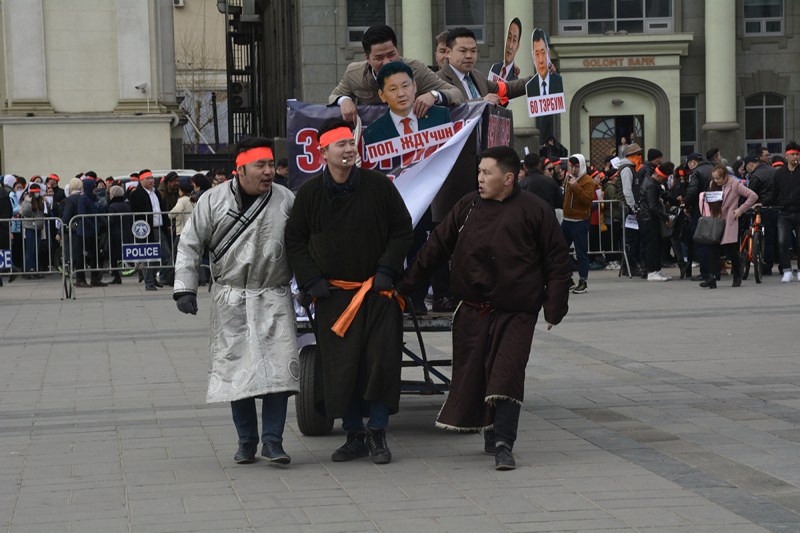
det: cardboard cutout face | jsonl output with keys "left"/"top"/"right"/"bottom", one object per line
{"left": 504, "top": 20, "right": 521, "bottom": 65}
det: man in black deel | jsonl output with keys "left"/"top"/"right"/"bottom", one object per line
{"left": 768, "top": 142, "right": 800, "bottom": 283}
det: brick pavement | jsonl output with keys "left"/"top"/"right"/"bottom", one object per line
{"left": 1, "top": 268, "right": 799, "bottom": 532}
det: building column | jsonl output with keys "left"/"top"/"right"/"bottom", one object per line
{"left": 401, "top": 0, "right": 432, "bottom": 66}
{"left": 504, "top": 0, "right": 536, "bottom": 148}
{"left": 702, "top": 0, "right": 737, "bottom": 132}
{"left": 115, "top": 0, "right": 153, "bottom": 112}
{"left": 2, "top": 0, "right": 53, "bottom": 113}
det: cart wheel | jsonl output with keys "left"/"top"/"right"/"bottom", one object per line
{"left": 295, "top": 344, "right": 334, "bottom": 436}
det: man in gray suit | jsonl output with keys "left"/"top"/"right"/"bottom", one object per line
{"left": 329, "top": 25, "right": 463, "bottom": 124}
{"left": 437, "top": 27, "right": 529, "bottom": 105}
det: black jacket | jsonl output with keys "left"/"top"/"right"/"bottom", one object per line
{"left": 768, "top": 165, "right": 800, "bottom": 213}
{"left": 128, "top": 185, "right": 170, "bottom": 228}
{"left": 518, "top": 170, "right": 563, "bottom": 210}
{"left": 639, "top": 175, "right": 669, "bottom": 223}
{"left": 686, "top": 161, "right": 714, "bottom": 214}
{"left": 748, "top": 163, "right": 776, "bottom": 204}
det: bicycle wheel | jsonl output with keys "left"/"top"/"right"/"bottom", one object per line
{"left": 753, "top": 230, "right": 764, "bottom": 284}
{"left": 740, "top": 240, "right": 750, "bottom": 280}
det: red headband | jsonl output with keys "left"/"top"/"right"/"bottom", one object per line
{"left": 655, "top": 167, "right": 668, "bottom": 178}
{"left": 29, "top": 184, "right": 41, "bottom": 191}
{"left": 139, "top": 171, "right": 153, "bottom": 179}
{"left": 235, "top": 147, "right": 274, "bottom": 168}
{"left": 48, "top": 173, "right": 60, "bottom": 182}
{"left": 319, "top": 127, "right": 354, "bottom": 148}
{"left": 786, "top": 150, "right": 800, "bottom": 155}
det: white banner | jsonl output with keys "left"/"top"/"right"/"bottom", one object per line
{"left": 527, "top": 92, "right": 566, "bottom": 117}
{"left": 364, "top": 122, "right": 457, "bottom": 164}
{"left": 393, "top": 117, "right": 481, "bottom": 228}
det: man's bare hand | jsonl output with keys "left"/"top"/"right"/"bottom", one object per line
{"left": 483, "top": 93, "right": 501, "bottom": 105}
{"left": 340, "top": 98, "right": 358, "bottom": 124}
{"left": 413, "top": 92, "right": 436, "bottom": 118}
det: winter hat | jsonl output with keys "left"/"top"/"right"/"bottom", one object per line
{"left": 686, "top": 152, "right": 703, "bottom": 163}
{"left": 647, "top": 148, "right": 663, "bottom": 162}
{"left": 109, "top": 185, "right": 125, "bottom": 199}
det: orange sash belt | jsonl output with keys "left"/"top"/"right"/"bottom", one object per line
{"left": 328, "top": 276, "right": 406, "bottom": 337}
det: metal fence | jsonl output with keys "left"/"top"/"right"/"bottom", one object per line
{"left": 1, "top": 215, "right": 64, "bottom": 282}
{"left": 579, "top": 199, "right": 632, "bottom": 277}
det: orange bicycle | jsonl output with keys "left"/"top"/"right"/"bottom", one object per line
{"left": 739, "top": 205, "right": 772, "bottom": 284}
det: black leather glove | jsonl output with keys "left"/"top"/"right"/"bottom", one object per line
{"left": 307, "top": 278, "right": 331, "bottom": 299}
{"left": 373, "top": 271, "right": 393, "bottom": 292}
{"left": 176, "top": 293, "right": 198, "bottom": 315}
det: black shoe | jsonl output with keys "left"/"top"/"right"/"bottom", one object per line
{"left": 261, "top": 441, "right": 291, "bottom": 465}
{"left": 495, "top": 442, "right": 516, "bottom": 471}
{"left": 154, "top": 280, "right": 164, "bottom": 288}
{"left": 366, "top": 428, "right": 392, "bottom": 464}
{"left": 483, "top": 429, "right": 495, "bottom": 455}
{"left": 678, "top": 263, "right": 688, "bottom": 280}
{"left": 74, "top": 279, "right": 90, "bottom": 288}
{"left": 699, "top": 278, "right": 717, "bottom": 289}
{"left": 572, "top": 280, "right": 588, "bottom": 294}
{"left": 690, "top": 275, "right": 705, "bottom": 282}
{"left": 145, "top": 285, "right": 158, "bottom": 291}
{"left": 234, "top": 443, "right": 257, "bottom": 464}
{"left": 640, "top": 270, "right": 648, "bottom": 279}
{"left": 109, "top": 277, "right": 122, "bottom": 285}
{"left": 568, "top": 277, "right": 576, "bottom": 289}
{"left": 732, "top": 277, "right": 742, "bottom": 288}
{"left": 432, "top": 296, "right": 457, "bottom": 313}
{"left": 331, "top": 431, "right": 368, "bottom": 462}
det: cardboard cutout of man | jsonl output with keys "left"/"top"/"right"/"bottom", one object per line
{"left": 525, "top": 28, "right": 563, "bottom": 97}
{"left": 489, "top": 18, "right": 522, "bottom": 82}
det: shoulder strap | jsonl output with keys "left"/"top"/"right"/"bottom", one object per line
{"left": 210, "top": 185, "right": 273, "bottom": 264}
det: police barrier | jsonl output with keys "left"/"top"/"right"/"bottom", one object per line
{"left": 64, "top": 210, "right": 205, "bottom": 299}
{"left": 0, "top": 215, "right": 63, "bottom": 287}
{"left": 564, "top": 199, "right": 632, "bottom": 277}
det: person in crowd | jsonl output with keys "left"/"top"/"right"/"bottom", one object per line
{"left": 158, "top": 171, "right": 181, "bottom": 211}
{"left": 73, "top": 177, "right": 107, "bottom": 287}
{"left": 437, "top": 27, "right": 529, "bottom": 105}
{"left": 686, "top": 150, "right": 720, "bottom": 281}
{"left": 174, "top": 136, "right": 299, "bottom": 466}
{"left": 745, "top": 153, "right": 778, "bottom": 275}
{"left": 106, "top": 185, "right": 132, "bottom": 285}
{"left": 169, "top": 181, "right": 194, "bottom": 259}
{"left": 0, "top": 175, "right": 15, "bottom": 285}
{"left": 616, "top": 143, "right": 644, "bottom": 277}
{"left": 46, "top": 174, "right": 65, "bottom": 204}
{"left": 698, "top": 164, "right": 758, "bottom": 289}
{"left": 286, "top": 118, "right": 412, "bottom": 465}
{"left": 329, "top": 24, "right": 463, "bottom": 124}
{"left": 93, "top": 174, "right": 109, "bottom": 213}
{"left": 8, "top": 178, "right": 26, "bottom": 276}
{"left": 20, "top": 183, "right": 47, "bottom": 277}
{"left": 212, "top": 169, "right": 228, "bottom": 187}
{"left": 639, "top": 162, "right": 675, "bottom": 281}
{"left": 191, "top": 173, "right": 212, "bottom": 201}
{"left": 397, "top": 146, "right": 570, "bottom": 470}
{"left": 129, "top": 169, "right": 171, "bottom": 291}
{"left": 637, "top": 148, "right": 663, "bottom": 184}
{"left": 561, "top": 154, "right": 595, "bottom": 294}
{"left": 274, "top": 158, "right": 290, "bottom": 188}
{"left": 601, "top": 167, "right": 623, "bottom": 270}
{"left": 433, "top": 31, "right": 448, "bottom": 70}
{"left": 519, "top": 153, "right": 562, "bottom": 210}
{"left": 540, "top": 136, "right": 568, "bottom": 160}
{"left": 768, "top": 142, "right": 800, "bottom": 282}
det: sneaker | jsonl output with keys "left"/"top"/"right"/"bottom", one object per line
{"left": 782, "top": 272, "right": 793, "bottom": 283}
{"left": 483, "top": 429, "right": 495, "bottom": 455}
{"left": 494, "top": 442, "right": 516, "bottom": 471}
{"left": 568, "top": 278, "right": 576, "bottom": 290}
{"left": 331, "top": 431, "right": 368, "bottom": 462}
{"left": 589, "top": 260, "right": 606, "bottom": 271}
{"left": 366, "top": 428, "right": 392, "bottom": 464}
{"left": 261, "top": 441, "right": 291, "bottom": 465}
{"left": 647, "top": 271, "right": 669, "bottom": 282}
{"left": 796, "top": 272, "right": 800, "bottom": 282}
{"left": 658, "top": 270, "right": 672, "bottom": 281}
{"left": 605, "top": 261, "right": 621, "bottom": 270}
{"left": 234, "top": 443, "right": 257, "bottom": 464}
{"left": 572, "top": 280, "right": 588, "bottom": 294}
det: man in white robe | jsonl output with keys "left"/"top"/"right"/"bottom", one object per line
{"left": 173, "top": 137, "right": 299, "bottom": 465}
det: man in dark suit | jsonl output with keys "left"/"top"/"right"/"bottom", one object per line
{"left": 128, "top": 169, "right": 170, "bottom": 291}
{"left": 437, "top": 27, "right": 529, "bottom": 105}
{"left": 525, "top": 28, "right": 564, "bottom": 97}
{"left": 489, "top": 18, "right": 522, "bottom": 82}
{"left": 328, "top": 25, "right": 463, "bottom": 124}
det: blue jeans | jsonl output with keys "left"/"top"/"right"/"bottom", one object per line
{"left": 24, "top": 228, "right": 39, "bottom": 271}
{"left": 561, "top": 219, "right": 590, "bottom": 280}
{"left": 342, "top": 399, "right": 390, "bottom": 432}
{"left": 230, "top": 392, "right": 289, "bottom": 445}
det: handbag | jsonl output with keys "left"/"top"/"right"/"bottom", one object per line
{"left": 693, "top": 216, "right": 725, "bottom": 245}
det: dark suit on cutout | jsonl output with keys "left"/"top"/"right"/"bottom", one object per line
{"left": 489, "top": 61, "right": 518, "bottom": 81}
{"left": 525, "top": 73, "right": 564, "bottom": 97}
{"left": 362, "top": 106, "right": 452, "bottom": 147}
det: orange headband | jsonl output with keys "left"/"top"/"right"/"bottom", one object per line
{"left": 236, "top": 147, "right": 274, "bottom": 168}
{"left": 786, "top": 150, "right": 800, "bottom": 155}
{"left": 139, "top": 171, "right": 153, "bottom": 179}
{"left": 319, "top": 127, "right": 354, "bottom": 148}
{"left": 655, "top": 167, "right": 668, "bottom": 178}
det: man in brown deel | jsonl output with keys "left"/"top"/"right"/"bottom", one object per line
{"left": 397, "top": 146, "right": 571, "bottom": 470}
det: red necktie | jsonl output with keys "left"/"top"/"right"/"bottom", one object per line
{"left": 401, "top": 118, "right": 413, "bottom": 166}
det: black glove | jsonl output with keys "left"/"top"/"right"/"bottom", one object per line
{"left": 176, "top": 293, "right": 198, "bottom": 315}
{"left": 307, "top": 278, "right": 330, "bottom": 299}
{"left": 373, "top": 271, "right": 393, "bottom": 292}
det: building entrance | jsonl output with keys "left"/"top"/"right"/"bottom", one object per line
{"left": 589, "top": 115, "right": 644, "bottom": 169}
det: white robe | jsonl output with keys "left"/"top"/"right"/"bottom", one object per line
{"left": 174, "top": 181, "right": 299, "bottom": 403}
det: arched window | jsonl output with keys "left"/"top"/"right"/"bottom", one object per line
{"left": 745, "top": 93, "right": 784, "bottom": 155}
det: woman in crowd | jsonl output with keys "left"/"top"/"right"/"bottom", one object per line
{"left": 191, "top": 173, "right": 212, "bottom": 202}
{"left": 20, "top": 183, "right": 47, "bottom": 276}
{"left": 698, "top": 164, "right": 758, "bottom": 289}
{"left": 106, "top": 185, "right": 132, "bottom": 285}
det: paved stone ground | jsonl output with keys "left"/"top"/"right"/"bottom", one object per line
{"left": 1, "top": 267, "right": 799, "bottom": 532}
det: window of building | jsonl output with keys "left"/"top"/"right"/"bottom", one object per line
{"left": 743, "top": 0, "right": 783, "bottom": 35}
{"left": 445, "top": 0, "right": 485, "bottom": 42}
{"left": 347, "top": 0, "right": 386, "bottom": 43}
{"left": 679, "top": 95, "right": 697, "bottom": 157}
{"left": 745, "top": 93, "right": 784, "bottom": 155}
{"left": 558, "top": 0, "right": 673, "bottom": 35}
